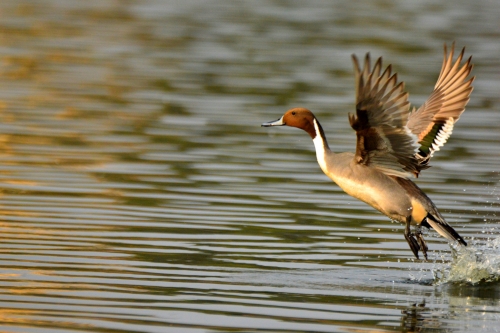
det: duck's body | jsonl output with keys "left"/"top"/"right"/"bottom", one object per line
{"left": 321, "top": 152, "right": 412, "bottom": 221}
{"left": 315, "top": 128, "right": 439, "bottom": 227}
{"left": 262, "top": 44, "right": 473, "bottom": 259}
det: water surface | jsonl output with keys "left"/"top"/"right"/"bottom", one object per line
{"left": 0, "top": 0, "right": 499, "bottom": 332}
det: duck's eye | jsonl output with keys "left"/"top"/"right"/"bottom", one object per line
{"left": 292, "top": 111, "right": 296, "bottom": 115}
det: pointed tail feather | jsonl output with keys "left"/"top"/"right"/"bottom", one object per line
{"left": 425, "top": 214, "right": 467, "bottom": 246}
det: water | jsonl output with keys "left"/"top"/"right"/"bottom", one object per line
{"left": 0, "top": 0, "right": 499, "bottom": 332}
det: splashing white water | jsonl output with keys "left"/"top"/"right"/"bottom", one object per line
{"left": 433, "top": 236, "right": 500, "bottom": 285}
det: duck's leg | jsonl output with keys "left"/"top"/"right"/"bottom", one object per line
{"left": 415, "top": 226, "right": 428, "bottom": 260}
{"left": 404, "top": 217, "right": 420, "bottom": 259}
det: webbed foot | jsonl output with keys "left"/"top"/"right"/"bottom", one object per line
{"left": 415, "top": 228, "right": 428, "bottom": 260}
{"left": 404, "top": 218, "right": 421, "bottom": 259}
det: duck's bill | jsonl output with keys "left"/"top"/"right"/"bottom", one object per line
{"left": 261, "top": 117, "right": 285, "bottom": 127}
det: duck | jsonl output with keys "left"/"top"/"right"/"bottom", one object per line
{"left": 262, "top": 43, "right": 474, "bottom": 259}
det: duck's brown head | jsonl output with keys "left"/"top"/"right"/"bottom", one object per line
{"left": 261, "top": 107, "right": 318, "bottom": 139}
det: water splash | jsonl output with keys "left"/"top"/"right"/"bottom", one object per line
{"left": 433, "top": 237, "right": 500, "bottom": 285}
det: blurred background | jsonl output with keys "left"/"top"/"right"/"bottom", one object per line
{"left": 0, "top": 0, "right": 499, "bottom": 332}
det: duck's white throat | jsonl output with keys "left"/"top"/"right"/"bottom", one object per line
{"left": 312, "top": 118, "right": 328, "bottom": 172}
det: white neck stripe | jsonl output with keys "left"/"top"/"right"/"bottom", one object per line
{"left": 312, "top": 119, "right": 328, "bottom": 172}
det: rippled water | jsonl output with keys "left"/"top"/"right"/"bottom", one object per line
{"left": 0, "top": 0, "right": 499, "bottom": 332}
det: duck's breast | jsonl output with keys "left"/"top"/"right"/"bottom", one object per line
{"left": 322, "top": 153, "right": 412, "bottom": 221}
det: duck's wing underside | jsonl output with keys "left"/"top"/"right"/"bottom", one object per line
{"left": 407, "top": 43, "right": 474, "bottom": 166}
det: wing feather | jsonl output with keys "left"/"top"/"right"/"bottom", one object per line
{"left": 350, "top": 43, "right": 473, "bottom": 178}
{"left": 408, "top": 43, "right": 474, "bottom": 164}
{"left": 350, "top": 53, "right": 421, "bottom": 178}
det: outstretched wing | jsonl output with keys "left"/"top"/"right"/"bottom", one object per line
{"left": 408, "top": 43, "right": 474, "bottom": 165}
{"left": 350, "top": 53, "right": 422, "bottom": 178}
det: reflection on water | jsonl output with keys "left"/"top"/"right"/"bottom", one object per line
{"left": 0, "top": 0, "right": 499, "bottom": 332}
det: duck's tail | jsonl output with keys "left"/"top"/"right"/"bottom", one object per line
{"left": 423, "top": 213, "right": 467, "bottom": 246}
